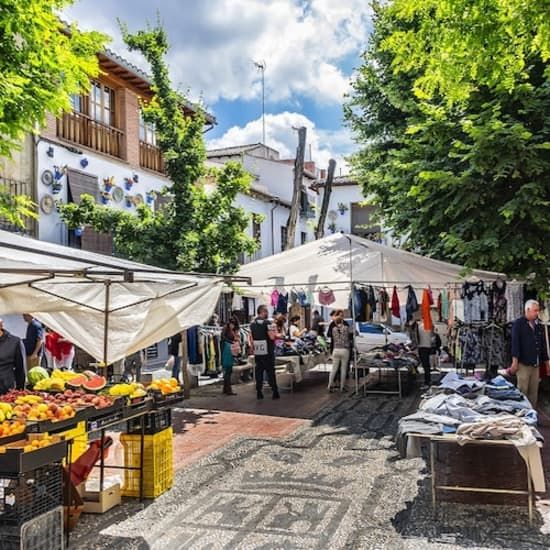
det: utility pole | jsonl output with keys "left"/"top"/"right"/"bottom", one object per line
{"left": 315, "top": 159, "right": 336, "bottom": 239}
{"left": 286, "top": 126, "right": 306, "bottom": 250}
{"left": 254, "top": 60, "right": 266, "bottom": 152}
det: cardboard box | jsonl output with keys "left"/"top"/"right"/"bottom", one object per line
{"left": 82, "top": 483, "right": 121, "bottom": 514}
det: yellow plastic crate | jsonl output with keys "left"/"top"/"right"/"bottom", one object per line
{"left": 120, "top": 427, "right": 174, "bottom": 498}
{"left": 47, "top": 421, "right": 88, "bottom": 463}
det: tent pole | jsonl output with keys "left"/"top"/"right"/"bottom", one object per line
{"left": 344, "top": 235, "right": 359, "bottom": 396}
{"left": 103, "top": 280, "right": 111, "bottom": 369}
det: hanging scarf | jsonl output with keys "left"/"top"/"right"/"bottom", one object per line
{"left": 421, "top": 288, "right": 434, "bottom": 331}
{"left": 391, "top": 286, "right": 400, "bottom": 318}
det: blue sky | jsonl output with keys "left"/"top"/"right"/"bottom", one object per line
{"left": 65, "top": 0, "right": 373, "bottom": 171}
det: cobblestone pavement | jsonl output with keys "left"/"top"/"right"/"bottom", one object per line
{"left": 71, "top": 391, "right": 550, "bottom": 550}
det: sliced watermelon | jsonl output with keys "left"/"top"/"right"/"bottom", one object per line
{"left": 66, "top": 374, "right": 88, "bottom": 389}
{"left": 82, "top": 376, "right": 107, "bottom": 392}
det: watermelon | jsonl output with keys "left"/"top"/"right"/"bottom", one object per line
{"left": 82, "top": 376, "right": 107, "bottom": 392}
{"left": 27, "top": 367, "right": 49, "bottom": 386}
{"left": 66, "top": 374, "right": 88, "bottom": 389}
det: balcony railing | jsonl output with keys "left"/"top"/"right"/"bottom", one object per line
{"left": 57, "top": 112, "right": 124, "bottom": 159}
{"left": 139, "top": 141, "right": 165, "bottom": 174}
{"left": 0, "top": 176, "right": 37, "bottom": 236}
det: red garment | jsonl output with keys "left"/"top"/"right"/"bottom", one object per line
{"left": 391, "top": 286, "right": 400, "bottom": 318}
{"left": 421, "top": 288, "right": 434, "bottom": 331}
{"left": 45, "top": 331, "right": 73, "bottom": 359}
{"left": 45, "top": 331, "right": 62, "bottom": 361}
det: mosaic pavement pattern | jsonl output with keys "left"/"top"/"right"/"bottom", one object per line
{"left": 71, "top": 393, "right": 550, "bottom": 550}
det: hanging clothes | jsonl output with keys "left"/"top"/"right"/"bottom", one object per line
{"left": 270, "top": 289, "right": 280, "bottom": 308}
{"left": 490, "top": 278, "right": 507, "bottom": 323}
{"left": 366, "top": 285, "right": 376, "bottom": 321}
{"left": 257, "top": 292, "right": 270, "bottom": 307}
{"left": 353, "top": 286, "right": 366, "bottom": 321}
{"left": 405, "top": 285, "right": 419, "bottom": 322}
{"left": 297, "top": 289, "right": 308, "bottom": 307}
{"left": 462, "top": 280, "right": 489, "bottom": 322}
{"left": 437, "top": 293, "right": 443, "bottom": 322}
{"left": 318, "top": 288, "right": 336, "bottom": 306}
{"left": 187, "top": 326, "right": 201, "bottom": 364}
{"left": 276, "top": 292, "right": 289, "bottom": 314}
{"left": 379, "top": 288, "right": 389, "bottom": 319}
{"left": 391, "top": 286, "right": 400, "bottom": 318}
{"left": 441, "top": 290, "right": 449, "bottom": 322}
{"left": 289, "top": 288, "right": 299, "bottom": 305}
{"left": 421, "top": 288, "right": 434, "bottom": 331}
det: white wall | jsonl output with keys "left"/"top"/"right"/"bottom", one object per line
{"left": 208, "top": 155, "right": 317, "bottom": 262}
{"left": 36, "top": 140, "right": 171, "bottom": 245}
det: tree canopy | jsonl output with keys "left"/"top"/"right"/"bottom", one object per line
{"left": 0, "top": 0, "right": 107, "bottom": 157}
{"left": 345, "top": 0, "right": 550, "bottom": 288}
{"left": 60, "top": 23, "right": 258, "bottom": 274}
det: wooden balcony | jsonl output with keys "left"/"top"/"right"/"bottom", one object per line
{"left": 139, "top": 141, "right": 165, "bottom": 174}
{"left": 57, "top": 112, "right": 124, "bottom": 159}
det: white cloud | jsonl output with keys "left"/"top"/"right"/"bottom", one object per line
{"left": 207, "top": 111, "right": 354, "bottom": 174}
{"left": 64, "top": 0, "right": 372, "bottom": 106}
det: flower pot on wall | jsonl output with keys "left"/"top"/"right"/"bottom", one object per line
{"left": 124, "top": 178, "right": 134, "bottom": 191}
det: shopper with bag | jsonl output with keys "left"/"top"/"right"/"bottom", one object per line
{"left": 221, "top": 320, "right": 240, "bottom": 395}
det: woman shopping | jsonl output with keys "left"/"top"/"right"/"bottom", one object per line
{"left": 328, "top": 310, "right": 352, "bottom": 392}
{"left": 221, "top": 319, "right": 240, "bottom": 396}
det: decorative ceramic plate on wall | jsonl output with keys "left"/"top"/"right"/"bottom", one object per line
{"left": 41, "top": 170, "right": 54, "bottom": 186}
{"left": 111, "top": 186, "right": 124, "bottom": 203}
{"left": 133, "top": 193, "right": 144, "bottom": 206}
{"left": 40, "top": 194, "right": 55, "bottom": 214}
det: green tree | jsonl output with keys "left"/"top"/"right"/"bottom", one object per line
{"left": 60, "top": 23, "right": 257, "bottom": 273}
{"left": 0, "top": 0, "right": 106, "bottom": 228}
{"left": 0, "top": 0, "right": 107, "bottom": 157}
{"left": 345, "top": 1, "right": 550, "bottom": 287}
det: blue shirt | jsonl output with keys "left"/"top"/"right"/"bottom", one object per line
{"left": 511, "top": 316, "right": 548, "bottom": 367}
{"left": 23, "top": 319, "right": 44, "bottom": 356}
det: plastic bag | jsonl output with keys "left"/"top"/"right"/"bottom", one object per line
{"left": 165, "top": 355, "right": 175, "bottom": 371}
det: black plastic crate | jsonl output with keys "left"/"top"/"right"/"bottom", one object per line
{"left": 0, "top": 464, "right": 63, "bottom": 527}
{"left": 0, "top": 506, "right": 64, "bottom": 550}
{"left": 150, "top": 389, "right": 185, "bottom": 409}
{"left": 126, "top": 408, "right": 172, "bottom": 435}
{"left": 0, "top": 439, "right": 67, "bottom": 474}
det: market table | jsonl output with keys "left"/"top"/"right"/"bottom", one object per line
{"left": 406, "top": 432, "right": 545, "bottom": 525}
{"left": 352, "top": 352, "right": 416, "bottom": 397}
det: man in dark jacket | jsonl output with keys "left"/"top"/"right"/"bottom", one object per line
{"left": 510, "top": 300, "right": 550, "bottom": 408}
{"left": 0, "top": 319, "right": 26, "bottom": 395}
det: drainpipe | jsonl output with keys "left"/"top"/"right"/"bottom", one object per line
{"left": 270, "top": 197, "right": 280, "bottom": 255}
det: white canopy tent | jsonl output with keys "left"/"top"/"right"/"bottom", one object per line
{"left": 238, "top": 233, "right": 506, "bottom": 308}
{"left": 0, "top": 230, "right": 232, "bottom": 364}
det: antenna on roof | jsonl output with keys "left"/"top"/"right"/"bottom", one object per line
{"left": 253, "top": 60, "right": 266, "bottom": 157}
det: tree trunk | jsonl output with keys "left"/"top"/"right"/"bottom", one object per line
{"left": 315, "top": 159, "right": 336, "bottom": 239}
{"left": 285, "top": 126, "right": 306, "bottom": 249}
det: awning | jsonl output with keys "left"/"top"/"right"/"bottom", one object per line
{"left": 0, "top": 230, "right": 227, "bottom": 363}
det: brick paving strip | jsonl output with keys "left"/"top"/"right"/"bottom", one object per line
{"left": 71, "top": 386, "right": 550, "bottom": 550}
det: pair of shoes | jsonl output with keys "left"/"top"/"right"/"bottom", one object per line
{"left": 272, "top": 392, "right": 280, "bottom": 400}
{"left": 257, "top": 391, "right": 264, "bottom": 400}
{"left": 340, "top": 387, "right": 348, "bottom": 393}
{"left": 328, "top": 387, "right": 335, "bottom": 393}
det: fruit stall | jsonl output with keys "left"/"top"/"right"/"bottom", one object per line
{"left": 0, "top": 368, "right": 185, "bottom": 548}
{"left": 0, "top": 230, "right": 250, "bottom": 548}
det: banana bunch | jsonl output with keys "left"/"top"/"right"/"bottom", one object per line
{"left": 0, "top": 403, "right": 13, "bottom": 422}
{"left": 15, "top": 395, "right": 43, "bottom": 406}
{"left": 109, "top": 382, "right": 147, "bottom": 399}
{"left": 51, "top": 369, "right": 78, "bottom": 381}
{"left": 33, "top": 378, "right": 65, "bottom": 391}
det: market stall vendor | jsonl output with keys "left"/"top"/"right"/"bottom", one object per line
{"left": 0, "top": 318, "right": 26, "bottom": 394}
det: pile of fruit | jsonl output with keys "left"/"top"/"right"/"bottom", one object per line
{"left": 11, "top": 395, "right": 76, "bottom": 422}
{"left": 108, "top": 382, "right": 147, "bottom": 399}
{"left": 0, "top": 434, "right": 59, "bottom": 454}
{"left": 148, "top": 378, "right": 181, "bottom": 395}
{"left": 0, "top": 420, "right": 25, "bottom": 439}
{"left": 0, "top": 403, "right": 14, "bottom": 422}
{"left": 30, "top": 369, "right": 106, "bottom": 393}
{"left": 38, "top": 389, "right": 113, "bottom": 410}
